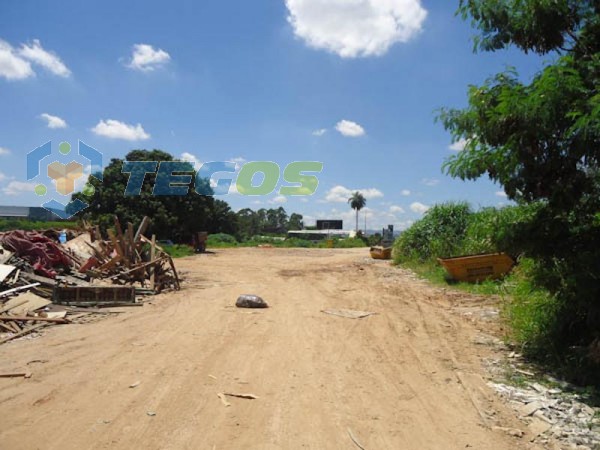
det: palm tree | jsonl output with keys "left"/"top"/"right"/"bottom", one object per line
{"left": 348, "top": 191, "right": 366, "bottom": 233}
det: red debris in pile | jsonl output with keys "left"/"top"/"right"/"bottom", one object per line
{"left": 0, "top": 230, "right": 72, "bottom": 278}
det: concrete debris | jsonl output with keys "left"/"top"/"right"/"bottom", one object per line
{"left": 488, "top": 381, "right": 600, "bottom": 448}
{"left": 236, "top": 295, "right": 269, "bottom": 309}
{"left": 0, "top": 216, "right": 181, "bottom": 344}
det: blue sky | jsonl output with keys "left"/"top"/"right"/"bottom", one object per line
{"left": 0, "top": 0, "right": 548, "bottom": 230}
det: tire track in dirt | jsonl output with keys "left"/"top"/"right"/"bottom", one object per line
{"left": 0, "top": 248, "right": 532, "bottom": 449}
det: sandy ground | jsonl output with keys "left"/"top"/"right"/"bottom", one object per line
{"left": 0, "top": 248, "right": 536, "bottom": 449}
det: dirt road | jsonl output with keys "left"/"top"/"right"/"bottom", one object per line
{"left": 0, "top": 248, "right": 532, "bottom": 449}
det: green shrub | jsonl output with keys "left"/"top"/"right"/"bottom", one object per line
{"left": 162, "top": 244, "right": 195, "bottom": 258}
{"left": 462, "top": 204, "right": 540, "bottom": 255}
{"left": 207, "top": 233, "right": 238, "bottom": 247}
{"left": 394, "top": 202, "right": 471, "bottom": 262}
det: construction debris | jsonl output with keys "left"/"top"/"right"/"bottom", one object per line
{"left": 488, "top": 381, "right": 600, "bottom": 447}
{"left": 321, "top": 309, "right": 377, "bottom": 319}
{"left": 222, "top": 392, "right": 259, "bottom": 399}
{"left": 0, "top": 372, "right": 32, "bottom": 379}
{"left": 0, "top": 216, "right": 181, "bottom": 344}
{"left": 235, "top": 295, "right": 269, "bottom": 309}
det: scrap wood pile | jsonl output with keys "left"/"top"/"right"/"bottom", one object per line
{"left": 0, "top": 216, "right": 180, "bottom": 345}
{"left": 79, "top": 216, "right": 180, "bottom": 293}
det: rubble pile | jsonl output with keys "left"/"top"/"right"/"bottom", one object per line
{"left": 489, "top": 381, "right": 600, "bottom": 448}
{"left": 0, "top": 216, "right": 180, "bottom": 344}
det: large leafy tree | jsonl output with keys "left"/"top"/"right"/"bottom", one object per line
{"left": 74, "top": 149, "right": 238, "bottom": 242}
{"left": 439, "top": 0, "right": 600, "bottom": 371}
{"left": 288, "top": 213, "right": 304, "bottom": 231}
{"left": 348, "top": 192, "right": 367, "bottom": 233}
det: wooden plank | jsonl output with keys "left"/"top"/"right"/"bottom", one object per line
{"left": 108, "top": 258, "right": 166, "bottom": 280}
{"left": 140, "top": 235, "right": 165, "bottom": 253}
{"left": 127, "top": 223, "right": 135, "bottom": 262}
{"left": 113, "top": 216, "right": 129, "bottom": 264}
{"left": 20, "top": 273, "right": 57, "bottom": 287}
{"left": 107, "top": 229, "right": 127, "bottom": 266}
{"left": 134, "top": 216, "right": 151, "bottom": 243}
{"left": 168, "top": 257, "right": 180, "bottom": 290}
{"left": 0, "top": 322, "right": 14, "bottom": 332}
{"left": 0, "top": 372, "right": 32, "bottom": 378}
{"left": 96, "top": 255, "right": 122, "bottom": 272}
{"left": 4, "top": 321, "right": 20, "bottom": 333}
{"left": 0, "top": 292, "right": 51, "bottom": 315}
{"left": 0, "top": 299, "right": 27, "bottom": 314}
{"left": 150, "top": 234, "right": 156, "bottom": 291}
{"left": 0, "top": 316, "right": 70, "bottom": 324}
{"left": 0, "top": 323, "right": 50, "bottom": 345}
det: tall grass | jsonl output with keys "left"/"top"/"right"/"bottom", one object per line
{"left": 392, "top": 202, "right": 599, "bottom": 385}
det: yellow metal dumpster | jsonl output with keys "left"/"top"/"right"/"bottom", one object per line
{"left": 438, "top": 253, "right": 514, "bottom": 282}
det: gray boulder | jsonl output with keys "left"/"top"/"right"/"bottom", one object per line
{"left": 236, "top": 294, "right": 269, "bottom": 309}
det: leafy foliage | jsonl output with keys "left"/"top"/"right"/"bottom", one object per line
{"left": 394, "top": 202, "right": 473, "bottom": 261}
{"left": 235, "top": 208, "right": 303, "bottom": 240}
{"left": 439, "top": 0, "right": 600, "bottom": 379}
{"left": 73, "top": 149, "right": 234, "bottom": 242}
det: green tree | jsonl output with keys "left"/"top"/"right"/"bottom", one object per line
{"left": 439, "top": 1, "right": 600, "bottom": 375}
{"left": 74, "top": 149, "right": 238, "bottom": 241}
{"left": 264, "top": 207, "right": 288, "bottom": 234}
{"left": 348, "top": 192, "right": 367, "bottom": 233}
{"left": 236, "top": 208, "right": 260, "bottom": 239}
{"left": 288, "top": 213, "right": 304, "bottom": 231}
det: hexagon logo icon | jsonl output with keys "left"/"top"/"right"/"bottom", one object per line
{"left": 26, "top": 140, "right": 103, "bottom": 219}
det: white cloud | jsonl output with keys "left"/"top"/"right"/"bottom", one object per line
{"left": 390, "top": 205, "right": 405, "bottom": 214}
{"left": 312, "top": 128, "right": 327, "bottom": 136}
{"left": 335, "top": 120, "right": 365, "bottom": 137}
{"left": 410, "top": 201, "right": 429, "bottom": 214}
{"left": 495, "top": 191, "right": 508, "bottom": 198}
{"left": 0, "top": 147, "right": 11, "bottom": 156}
{"left": 181, "top": 152, "right": 202, "bottom": 169}
{"left": 449, "top": 138, "right": 468, "bottom": 152}
{"left": 127, "top": 44, "right": 171, "bottom": 72}
{"left": 401, "top": 189, "right": 411, "bottom": 196}
{"left": 39, "top": 113, "right": 67, "bottom": 129}
{"left": 421, "top": 178, "right": 440, "bottom": 187}
{"left": 91, "top": 119, "right": 150, "bottom": 141}
{"left": 324, "top": 185, "right": 383, "bottom": 203}
{"left": 0, "top": 39, "right": 70, "bottom": 80}
{"left": 229, "top": 156, "right": 246, "bottom": 171}
{"left": 0, "top": 40, "right": 34, "bottom": 80}
{"left": 19, "top": 40, "right": 71, "bottom": 77}
{"left": 286, "top": 0, "right": 427, "bottom": 58}
{"left": 0, "top": 172, "right": 7, "bottom": 182}
{"left": 270, "top": 195, "right": 288, "bottom": 204}
{"left": 2, "top": 181, "right": 36, "bottom": 196}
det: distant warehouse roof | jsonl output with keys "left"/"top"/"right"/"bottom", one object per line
{"left": 0, "top": 206, "right": 57, "bottom": 221}
{"left": 0, "top": 206, "right": 30, "bottom": 218}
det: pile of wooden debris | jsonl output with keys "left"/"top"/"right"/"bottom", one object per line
{"left": 0, "top": 216, "right": 180, "bottom": 345}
